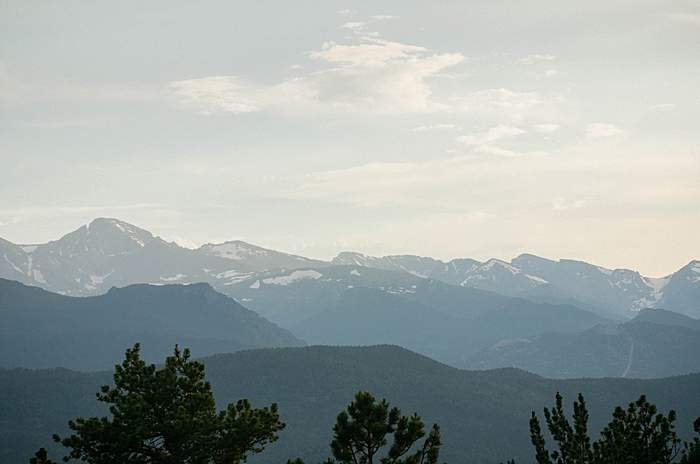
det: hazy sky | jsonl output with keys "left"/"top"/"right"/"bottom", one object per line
{"left": 1, "top": 0, "right": 699, "bottom": 276}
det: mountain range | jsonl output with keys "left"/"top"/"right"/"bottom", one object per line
{"left": 333, "top": 251, "right": 700, "bottom": 319}
{"left": 0, "top": 278, "right": 302, "bottom": 370}
{"left": 222, "top": 265, "right": 610, "bottom": 365}
{"left": 2, "top": 345, "right": 700, "bottom": 464}
{"left": 1, "top": 218, "right": 697, "bottom": 319}
{"left": 466, "top": 308, "right": 700, "bottom": 378}
{"left": 1, "top": 217, "right": 699, "bottom": 377}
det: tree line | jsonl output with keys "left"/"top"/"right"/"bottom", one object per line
{"left": 31, "top": 344, "right": 700, "bottom": 464}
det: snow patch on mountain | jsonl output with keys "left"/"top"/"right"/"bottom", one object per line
{"left": 596, "top": 266, "right": 613, "bottom": 276}
{"left": 644, "top": 276, "right": 670, "bottom": 292}
{"left": 262, "top": 270, "right": 323, "bottom": 286}
{"left": 203, "top": 241, "right": 264, "bottom": 260}
{"left": 102, "top": 219, "right": 148, "bottom": 246}
{"left": 214, "top": 269, "right": 255, "bottom": 285}
{"left": 90, "top": 272, "right": 113, "bottom": 285}
{"left": 690, "top": 261, "right": 700, "bottom": 282}
{"left": 160, "top": 274, "right": 188, "bottom": 282}
{"left": 333, "top": 252, "right": 376, "bottom": 267}
{"left": 32, "top": 269, "right": 46, "bottom": 284}
{"left": 3, "top": 255, "right": 24, "bottom": 274}
{"left": 462, "top": 259, "right": 548, "bottom": 285}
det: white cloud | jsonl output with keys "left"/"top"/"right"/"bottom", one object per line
{"left": 543, "top": 69, "right": 559, "bottom": 78}
{"left": 519, "top": 54, "right": 556, "bottom": 65}
{"left": 410, "top": 123, "right": 459, "bottom": 132}
{"left": 284, "top": 150, "right": 552, "bottom": 208}
{"left": 309, "top": 38, "right": 429, "bottom": 66}
{"left": 281, "top": 142, "right": 698, "bottom": 215}
{"left": 533, "top": 123, "right": 560, "bottom": 133}
{"left": 456, "top": 125, "right": 526, "bottom": 146}
{"left": 170, "top": 76, "right": 261, "bottom": 114}
{"left": 341, "top": 21, "right": 367, "bottom": 31}
{"left": 169, "top": 25, "right": 564, "bottom": 122}
{"left": 585, "top": 122, "right": 624, "bottom": 138}
{"left": 472, "top": 145, "right": 547, "bottom": 158}
{"left": 452, "top": 88, "right": 555, "bottom": 121}
{"left": 171, "top": 35, "right": 465, "bottom": 115}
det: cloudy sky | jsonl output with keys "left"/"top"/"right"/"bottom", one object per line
{"left": 1, "top": 0, "right": 699, "bottom": 276}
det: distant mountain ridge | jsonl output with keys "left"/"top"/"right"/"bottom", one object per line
{"left": 0, "top": 278, "right": 303, "bottom": 370}
{"left": 1, "top": 218, "right": 697, "bottom": 318}
{"left": 220, "top": 264, "right": 611, "bottom": 365}
{"left": 2, "top": 345, "right": 700, "bottom": 464}
{"left": 0, "top": 218, "right": 328, "bottom": 297}
{"left": 466, "top": 308, "right": 700, "bottom": 378}
{"left": 333, "top": 251, "right": 699, "bottom": 318}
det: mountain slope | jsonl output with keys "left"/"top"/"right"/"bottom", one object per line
{"left": 198, "top": 240, "right": 327, "bottom": 272}
{"left": 0, "top": 218, "right": 328, "bottom": 297}
{"left": 332, "top": 252, "right": 479, "bottom": 285}
{"left": 2, "top": 345, "right": 700, "bottom": 464}
{"left": 224, "top": 265, "right": 610, "bottom": 365}
{"left": 2, "top": 219, "right": 697, "bottom": 318}
{"left": 333, "top": 251, "right": 699, "bottom": 318}
{"left": 466, "top": 309, "right": 700, "bottom": 378}
{"left": 631, "top": 307, "right": 700, "bottom": 330}
{"left": 295, "top": 287, "right": 468, "bottom": 362}
{"left": 657, "top": 260, "right": 700, "bottom": 318}
{"left": 0, "top": 279, "right": 303, "bottom": 370}
{"left": 512, "top": 254, "right": 670, "bottom": 317}
{"left": 459, "top": 258, "right": 547, "bottom": 295}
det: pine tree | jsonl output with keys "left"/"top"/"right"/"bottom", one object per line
{"left": 529, "top": 393, "right": 694, "bottom": 464}
{"left": 680, "top": 418, "right": 700, "bottom": 464}
{"left": 322, "top": 391, "right": 442, "bottom": 464}
{"left": 36, "top": 343, "right": 284, "bottom": 464}
{"left": 529, "top": 392, "right": 593, "bottom": 464}
{"left": 592, "top": 395, "right": 679, "bottom": 464}
{"left": 530, "top": 410, "right": 552, "bottom": 464}
{"left": 29, "top": 448, "right": 56, "bottom": 464}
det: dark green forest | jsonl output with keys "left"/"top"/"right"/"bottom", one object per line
{"left": 5, "top": 345, "right": 700, "bottom": 464}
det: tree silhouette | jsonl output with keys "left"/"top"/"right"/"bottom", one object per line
{"left": 592, "top": 395, "right": 679, "bottom": 464}
{"left": 36, "top": 344, "right": 284, "bottom": 464}
{"left": 529, "top": 392, "right": 592, "bottom": 464}
{"left": 680, "top": 418, "right": 700, "bottom": 464}
{"left": 322, "top": 391, "right": 441, "bottom": 464}
{"left": 529, "top": 392, "right": 693, "bottom": 464}
{"left": 29, "top": 448, "right": 56, "bottom": 464}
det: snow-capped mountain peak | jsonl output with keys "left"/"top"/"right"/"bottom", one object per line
{"left": 199, "top": 240, "right": 326, "bottom": 271}
{"left": 459, "top": 258, "right": 548, "bottom": 294}
{"left": 332, "top": 251, "right": 377, "bottom": 267}
{"left": 0, "top": 219, "right": 698, "bottom": 318}
{"left": 200, "top": 240, "right": 272, "bottom": 261}
{"left": 689, "top": 260, "right": 700, "bottom": 281}
{"left": 86, "top": 217, "right": 155, "bottom": 248}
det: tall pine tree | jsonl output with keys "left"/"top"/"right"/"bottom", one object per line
{"left": 291, "top": 391, "right": 442, "bottom": 464}
{"left": 529, "top": 392, "right": 698, "bottom": 464}
{"left": 36, "top": 344, "right": 284, "bottom": 464}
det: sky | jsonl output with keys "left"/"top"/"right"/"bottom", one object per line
{"left": 1, "top": 0, "right": 699, "bottom": 277}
